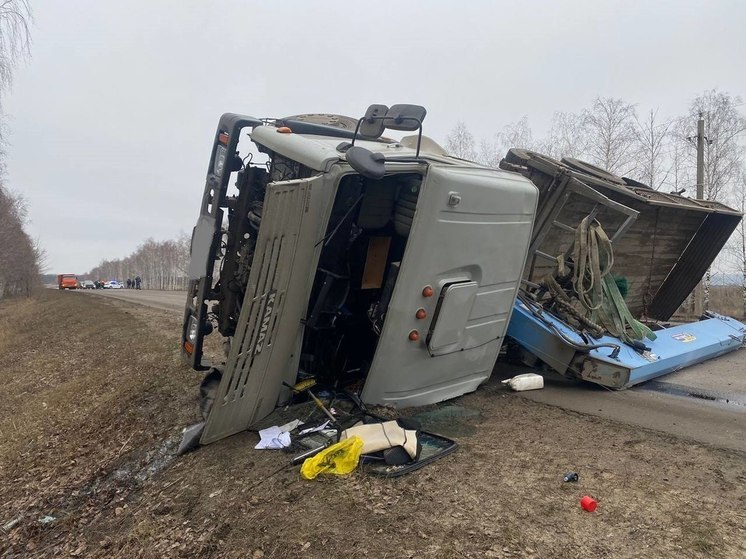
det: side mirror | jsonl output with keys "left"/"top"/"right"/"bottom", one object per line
{"left": 384, "top": 104, "right": 427, "bottom": 131}
{"left": 359, "top": 104, "right": 388, "bottom": 139}
{"left": 346, "top": 146, "right": 386, "bottom": 180}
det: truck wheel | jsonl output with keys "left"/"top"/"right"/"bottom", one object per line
{"left": 279, "top": 113, "right": 358, "bottom": 130}
{"left": 561, "top": 157, "right": 626, "bottom": 186}
{"left": 622, "top": 177, "right": 652, "bottom": 189}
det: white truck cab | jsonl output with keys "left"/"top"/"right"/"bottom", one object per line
{"left": 182, "top": 106, "right": 538, "bottom": 445}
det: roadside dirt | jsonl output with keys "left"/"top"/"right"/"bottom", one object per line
{"left": 1, "top": 290, "right": 744, "bottom": 558}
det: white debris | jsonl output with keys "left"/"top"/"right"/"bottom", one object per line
{"left": 501, "top": 373, "right": 544, "bottom": 391}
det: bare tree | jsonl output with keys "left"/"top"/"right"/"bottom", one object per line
{"left": 729, "top": 175, "right": 746, "bottom": 317}
{"left": 477, "top": 137, "right": 501, "bottom": 168}
{"left": 0, "top": 2, "right": 36, "bottom": 299}
{"left": 32, "top": 236, "right": 47, "bottom": 273}
{"left": 689, "top": 90, "right": 746, "bottom": 201}
{"left": 583, "top": 97, "right": 637, "bottom": 175}
{"left": 85, "top": 235, "right": 192, "bottom": 290}
{"left": 632, "top": 108, "right": 673, "bottom": 190}
{"left": 535, "top": 111, "right": 589, "bottom": 160}
{"left": 0, "top": 0, "right": 32, "bottom": 98}
{"left": 478, "top": 116, "right": 534, "bottom": 167}
{"left": 661, "top": 117, "right": 695, "bottom": 196}
{"left": 674, "top": 91, "right": 746, "bottom": 311}
{"left": 444, "top": 121, "right": 477, "bottom": 161}
{"left": 0, "top": 184, "right": 40, "bottom": 298}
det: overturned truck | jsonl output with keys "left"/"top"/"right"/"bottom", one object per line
{"left": 181, "top": 105, "right": 745, "bottom": 447}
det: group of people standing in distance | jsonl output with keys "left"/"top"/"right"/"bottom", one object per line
{"left": 126, "top": 276, "right": 142, "bottom": 289}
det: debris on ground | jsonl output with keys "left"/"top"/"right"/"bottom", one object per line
{"left": 2, "top": 292, "right": 745, "bottom": 558}
{"left": 580, "top": 496, "right": 598, "bottom": 512}
{"left": 501, "top": 373, "right": 545, "bottom": 391}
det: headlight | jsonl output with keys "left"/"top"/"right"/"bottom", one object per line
{"left": 187, "top": 315, "right": 199, "bottom": 343}
{"left": 214, "top": 145, "right": 227, "bottom": 176}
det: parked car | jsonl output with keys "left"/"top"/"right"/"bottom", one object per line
{"left": 104, "top": 280, "right": 124, "bottom": 289}
{"left": 80, "top": 280, "right": 96, "bottom": 289}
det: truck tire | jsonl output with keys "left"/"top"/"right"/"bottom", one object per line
{"left": 280, "top": 113, "right": 358, "bottom": 131}
{"left": 561, "top": 157, "right": 626, "bottom": 186}
{"left": 622, "top": 177, "right": 652, "bottom": 189}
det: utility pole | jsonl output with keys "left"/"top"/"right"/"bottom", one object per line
{"left": 694, "top": 113, "right": 705, "bottom": 316}
{"left": 696, "top": 113, "right": 705, "bottom": 199}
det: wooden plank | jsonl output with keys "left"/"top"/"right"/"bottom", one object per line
{"left": 361, "top": 237, "right": 392, "bottom": 290}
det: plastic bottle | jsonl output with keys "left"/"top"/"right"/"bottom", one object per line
{"left": 501, "top": 373, "right": 544, "bottom": 391}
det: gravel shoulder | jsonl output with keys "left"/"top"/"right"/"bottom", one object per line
{"left": 1, "top": 290, "right": 744, "bottom": 558}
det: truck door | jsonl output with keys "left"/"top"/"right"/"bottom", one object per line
{"left": 361, "top": 164, "right": 537, "bottom": 407}
{"left": 200, "top": 174, "right": 333, "bottom": 444}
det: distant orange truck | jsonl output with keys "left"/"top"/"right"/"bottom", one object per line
{"left": 57, "top": 274, "right": 78, "bottom": 289}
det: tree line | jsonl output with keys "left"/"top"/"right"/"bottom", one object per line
{"left": 83, "top": 234, "right": 191, "bottom": 291}
{"left": 445, "top": 90, "right": 746, "bottom": 316}
{"left": 0, "top": 1, "right": 39, "bottom": 301}
{"left": 0, "top": 185, "right": 43, "bottom": 297}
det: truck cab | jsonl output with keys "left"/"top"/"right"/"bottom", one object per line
{"left": 181, "top": 106, "right": 538, "bottom": 445}
{"left": 57, "top": 274, "right": 78, "bottom": 290}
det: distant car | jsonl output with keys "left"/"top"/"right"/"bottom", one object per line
{"left": 81, "top": 280, "right": 96, "bottom": 289}
{"left": 104, "top": 281, "right": 124, "bottom": 289}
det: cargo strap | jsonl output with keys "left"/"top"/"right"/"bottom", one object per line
{"left": 551, "top": 216, "right": 656, "bottom": 344}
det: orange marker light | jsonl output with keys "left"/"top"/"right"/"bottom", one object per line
{"left": 416, "top": 308, "right": 427, "bottom": 320}
{"left": 218, "top": 132, "right": 230, "bottom": 145}
{"left": 183, "top": 341, "right": 194, "bottom": 355}
{"left": 276, "top": 126, "right": 292, "bottom": 134}
{"left": 422, "top": 285, "right": 434, "bottom": 297}
{"left": 408, "top": 330, "right": 420, "bottom": 341}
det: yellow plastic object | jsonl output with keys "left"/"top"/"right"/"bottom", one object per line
{"left": 300, "top": 436, "right": 364, "bottom": 480}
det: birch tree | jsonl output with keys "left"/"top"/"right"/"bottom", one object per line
{"left": 0, "top": 185, "right": 39, "bottom": 297}
{"left": 536, "top": 111, "right": 589, "bottom": 160}
{"left": 662, "top": 117, "right": 695, "bottom": 195}
{"left": 86, "top": 236, "right": 192, "bottom": 290}
{"left": 632, "top": 109, "right": 673, "bottom": 190}
{"left": 689, "top": 90, "right": 746, "bottom": 202}
{"left": 478, "top": 116, "right": 534, "bottom": 166}
{"left": 583, "top": 97, "right": 637, "bottom": 175}
{"left": 677, "top": 91, "right": 746, "bottom": 311}
{"left": 445, "top": 121, "right": 477, "bottom": 161}
{"left": 0, "top": 0, "right": 31, "bottom": 96}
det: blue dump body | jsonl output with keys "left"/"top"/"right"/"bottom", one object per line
{"left": 507, "top": 301, "right": 746, "bottom": 389}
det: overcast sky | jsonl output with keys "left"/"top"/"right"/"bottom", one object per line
{"left": 4, "top": 0, "right": 745, "bottom": 274}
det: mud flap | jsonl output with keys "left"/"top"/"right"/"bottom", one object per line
{"left": 177, "top": 422, "right": 205, "bottom": 455}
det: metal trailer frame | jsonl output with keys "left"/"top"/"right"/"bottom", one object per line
{"left": 508, "top": 300, "right": 746, "bottom": 388}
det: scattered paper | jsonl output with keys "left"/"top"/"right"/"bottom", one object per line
{"left": 299, "top": 420, "right": 330, "bottom": 435}
{"left": 255, "top": 419, "right": 306, "bottom": 449}
{"left": 278, "top": 419, "right": 303, "bottom": 432}
{"left": 255, "top": 426, "right": 292, "bottom": 449}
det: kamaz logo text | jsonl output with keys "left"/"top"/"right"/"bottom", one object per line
{"left": 254, "top": 290, "right": 277, "bottom": 355}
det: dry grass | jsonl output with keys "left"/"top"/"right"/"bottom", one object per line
{"left": 0, "top": 290, "right": 200, "bottom": 557}
{"left": 1, "top": 291, "right": 745, "bottom": 558}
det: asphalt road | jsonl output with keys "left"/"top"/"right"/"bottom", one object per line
{"left": 493, "top": 359, "right": 745, "bottom": 453}
{"left": 84, "top": 288, "right": 745, "bottom": 452}
{"left": 79, "top": 287, "right": 187, "bottom": 313}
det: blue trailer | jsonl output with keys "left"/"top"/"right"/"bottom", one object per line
{"left": 508, "top": 299, "right": 745, "bottom": 389}
{"left": 501, "top": 148, "right": 744, "bottom": 389}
